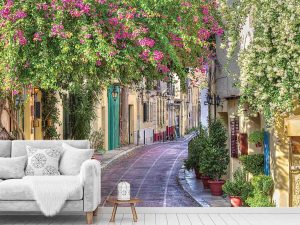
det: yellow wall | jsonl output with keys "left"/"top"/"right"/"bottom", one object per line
{"left": 23, "top": 90, "right": 42, "bottom": 140}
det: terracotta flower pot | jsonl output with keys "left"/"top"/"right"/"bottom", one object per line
{"left": 201, "top": 176, "right": 210, "bottom": 189}
{"left": 230, "top": 196, "right": 243, "bottom": 207}
{"left": 255, "top": 142, "right": 262, "bottom": 147}
{"left": 194, "top": 169, "right": 202, "bottom": 179}
{"left": 208, "top": 180, "right": 225, "bottom": 196}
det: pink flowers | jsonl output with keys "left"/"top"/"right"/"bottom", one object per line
{"left": 201, "top": 6, "right": 209, "bottom": 15}
{"left": 14, "top": 30, "right": 27, "bottom": 46}
{"left": 153, "top": 50, "right": 164, "bottom": 61}
{"left": 157, "top": 64, "right": 170, "bottom": 73}
{"left": 139, "top": 49, "right": 150, "bottom": 61}
{"left": 108, "top": 17, "right": 119, "bottom": 26}
{"left": 198, "top": 28, "right": 211, "bottom": 41}
{"left": 51, "top": 24, "right": 66, "bottom": 38}
{"left": 84, "top": 34, "right": 92, "bottom": 39}
{"left": 137, "top": 38, "right": 155, "bottom": 48}
{"left": 96, "top": 0, "right": 107, "bottom": 4}
{"left": 96, "top": 60, "right": 102, "bottom": 66}
{"left": 33, "top": 32, "right": 42, "bottom": 42}
{"left": 14, "top": 10, "right": 27, "bottom": 20}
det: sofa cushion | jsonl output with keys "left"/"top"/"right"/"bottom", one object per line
{"left": 11, "top": 140, "right": 90, "bottom": 157}
{"left": 0, "top": 156, "right": 27, "bottom": 179}
{"left": 0, "top": 140, "right": 11, "bottom": 157}
{"left": 25, "top": 146, "right": 61, "bottom": 176}
{"left": 59, "top": 143, "right": 93, "bottom": 175}
{"left": 0, "top": 179, "right": 83, "bottom": 200}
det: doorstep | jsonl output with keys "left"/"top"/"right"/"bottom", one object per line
{"left": 178, "top": 168, "right": 231, "bottom": 207}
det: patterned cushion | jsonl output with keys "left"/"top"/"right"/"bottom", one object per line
{"left": 25, "top": 146, "right": 61, "bottom": 176}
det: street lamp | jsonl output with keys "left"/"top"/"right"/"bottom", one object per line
{"left": 112, "top": 85, "right": 119, "bottom": 101}
{"left": 204, "top": 93, "right": 223, "bottom": 120}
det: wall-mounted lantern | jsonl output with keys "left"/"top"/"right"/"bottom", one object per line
{"left": 111, "top": 85, "right": 119, "bottom": 101}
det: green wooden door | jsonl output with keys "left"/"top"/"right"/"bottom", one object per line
{"left": 108, "top": 86, "right": 120, "bottom": 150}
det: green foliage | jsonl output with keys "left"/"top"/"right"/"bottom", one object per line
{"left": 246, "top": 175, "right": 274, "bottom": 207}
{"left": 199, "top": 119, "right": 230, "bottom": 180}
{"left": 64, "top": 84, "right": 99, "bottom": 140}
{"left": 248, "top": 131, "right": 264, "bottom": 144}
{"left": 222, "top": 169, "right": 253, "bottom": 202}
{"left": 240, "top": 154, "right": 264, "bottom": 176}
{"left": 185, "top": 125, "right": 208, "bottom": 172}
{"left": 220, "top": 0, "right": 300, "bottom": 123}
{"left": 42, "top": 90, "right": 60, "bottom": 140}
{"left": 90, "top": 128, "right": 105, "bottom": 153}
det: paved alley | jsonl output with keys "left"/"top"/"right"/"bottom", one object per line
{"left": 101, "top": 139, "right": 199, "bottom": 207}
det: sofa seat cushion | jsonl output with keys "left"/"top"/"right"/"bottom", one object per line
{"left": 0, "top": 179, "right": 83, "bottom": 201}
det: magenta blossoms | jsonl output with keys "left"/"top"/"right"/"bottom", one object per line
{"left": 137, "top": 38, "right": 155, "bottom": 48}
{"left": 153, "top": 50, "right": 164, "bottom": 61}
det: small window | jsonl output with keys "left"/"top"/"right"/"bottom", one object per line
{"left": 143, "top": 102, "right": 149, "bottom": 122}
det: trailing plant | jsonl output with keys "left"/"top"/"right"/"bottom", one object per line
{"left": 90, "top": 128, "right": 105, "bottom": 154}
{"left": 222, "top": 169, "right": 253, "bottom": 202}
{"left": 199, "top": 119, "right": 229, "bottom": 180}
{"left": 248, "top": 131, "right": 264, "bottom": 144}
{"left": 63, "top": 83, "right": 99, "bottom": 140}
{"left": 240, "top": 154, "right": 264, "bottom": 176}
{"left": 220, "top": 0, "right": 300, "bottom": 123}
{"left": 246, "top": 175, "right": 274, "bottom": 207}
{"left": 42, "top": 90, "right": 60, "bottom": 140}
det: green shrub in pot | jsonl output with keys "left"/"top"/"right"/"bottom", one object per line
{"left": 184, "top": 125, "right": 208, "bottom": 177}
{"left": 199, "top": 119, "right": 230, "bottom": 195}
{"left": 248, "top": 131, "right": 264, "bottom": 146}
{"left": 240, "top": 154, "right": 264, "bottom": 176}
{"left": 246, "top": 175, "right": 274, "bottom": 207}
{"left": 223, "top": 169, "right": 253, "bottom": 206}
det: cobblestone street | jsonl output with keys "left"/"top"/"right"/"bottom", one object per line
{"left": 101, "top": 138, "right": 199, "bottom": 207}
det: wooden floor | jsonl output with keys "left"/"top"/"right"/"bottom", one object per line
{"left": 1, "top": 207, "right": 300, "bottom": 225}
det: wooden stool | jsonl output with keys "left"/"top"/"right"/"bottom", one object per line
{"left": 107, "top": 198, "right": 142, "bottom": 222}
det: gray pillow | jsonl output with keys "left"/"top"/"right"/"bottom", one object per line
{"left": 25, "top": 146, "right": 61, "bottom": 176}
{"left": 59, "top": 143, "right": 93, "bottom": 175}
{"left": 0, "top": 156, "right": 27, "bottom": 179}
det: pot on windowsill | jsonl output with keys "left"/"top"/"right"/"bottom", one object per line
{"left": 229, "top": 196, "right": 243, "bottom": 207}
{"left": 201, "top": 176, "right": 210, "bottom": 189}
{"left": 194, "top": 169, "right": 202, "bottom": 179}
{"left": 208, "top": 180, "right": 225, "bottom": 196}
{"left": 255, "top": 142, "right": 262, "bottom": 147}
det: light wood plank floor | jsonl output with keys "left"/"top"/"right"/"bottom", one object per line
{"left": 1, "top": 207, "right": 300, "bottom": 225}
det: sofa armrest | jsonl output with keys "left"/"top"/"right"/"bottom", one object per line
{"left": 80, "top": 159, "right": 101, "bottom": 212}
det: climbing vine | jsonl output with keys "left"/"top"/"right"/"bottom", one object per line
{"left": 220, "top": 0, "right": 300, "bottom": 122}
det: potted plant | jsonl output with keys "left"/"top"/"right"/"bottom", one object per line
{"left": 246, "top": 175, "right": 274, "bottom": 207}
{"left": 248, "top": 131, "right": 264, "bottom": 147}
{"left": 223, "top": 169, "right": 253, "bottom": 207}
{"left": 239, "top": 154, "right": 264, "bottom": 176}
{"left": 184, "top": 125, "right": 207, "bottom": 179}
{"left": 199, "top": 120, "right": 230, "bottom": 196}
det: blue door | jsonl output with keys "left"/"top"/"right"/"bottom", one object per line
{"left": 263, "top": 131, "right": 270, "bottom": 176}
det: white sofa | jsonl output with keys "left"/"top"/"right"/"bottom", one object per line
{"left": 0, "top": 140, "right": 101, "bottom": 224}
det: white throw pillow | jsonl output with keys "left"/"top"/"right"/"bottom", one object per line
{"left": 59, "top": 143, "right": 93, "bottom": 175}
{"left": 25, "top": 146, "right": 61, "bottom": 176}
{"left": 0, "top": 156, "right": 27, "bottom": 179}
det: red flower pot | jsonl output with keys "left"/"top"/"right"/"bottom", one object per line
{"left": 255, "top": 142, "right": 262, "bottom": 147}
{"left": 230, "top": 196, "right": 243, "bottom": 207}
{"left": 201, "top": 176, "right": 210, "bottom": 189}
{"left": 194, "top": 169, "right": 202, "bottom": 179}
{"left": 208, "top": 180, "right": 225, "bottom": 196}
